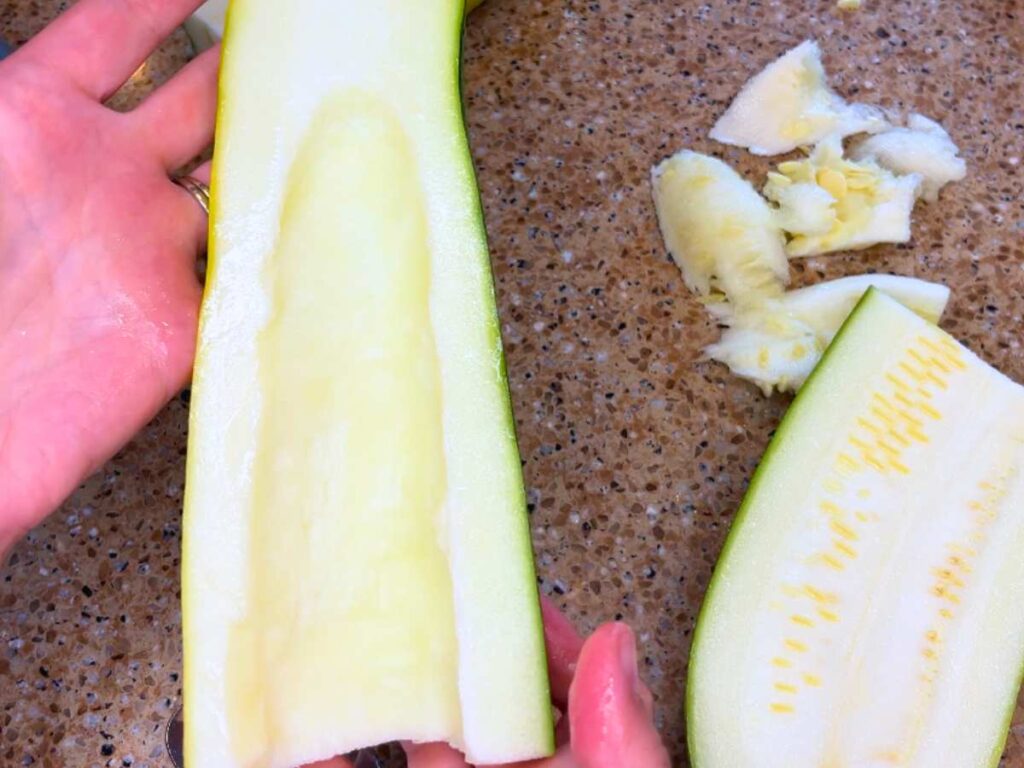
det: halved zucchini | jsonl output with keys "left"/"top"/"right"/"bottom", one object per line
{"left": 690, "top": 289, "right": 1024, "bottom": 767}
{"left": 182, "top": 2, "right": 552, "bottom": 767}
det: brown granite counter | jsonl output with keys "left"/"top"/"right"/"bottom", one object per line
{"left": 2, "top": 1, "right": 1023, "bottom": 766}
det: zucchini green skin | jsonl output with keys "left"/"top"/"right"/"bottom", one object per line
{"left": 449, "top": 2, "right": 555, "bottom": 755}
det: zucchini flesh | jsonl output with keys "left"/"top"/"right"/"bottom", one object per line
{"left": 690, "top": 290, "right": 1024, "bottom": 767}
{"left": 182, "top": 3, "right": 552, "bottom": 767}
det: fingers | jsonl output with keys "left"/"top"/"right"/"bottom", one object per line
{"left": 20, "top": 0, "right": 205, "bottom": 100}
{"left": 403, "top": 742, "right": 471, "bottom": 768}
{"left": 135, "top": 45, "right": 220, "bottom": 171}
{"left": 540, "top": 598, "right": 585, "bottom": 708}
{"left": 567, "top": 623, "right": 671, "bottom": 768}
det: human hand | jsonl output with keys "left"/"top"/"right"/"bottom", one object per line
{"left": 304, "top": 600, "right": 671, "bottom": 768}
{"left": 0, "top": 0, "right": 217, "bottom": 553}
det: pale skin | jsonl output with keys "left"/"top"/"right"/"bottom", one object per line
{"left": 0, "top": 1, "right": 671, "bottom": 766}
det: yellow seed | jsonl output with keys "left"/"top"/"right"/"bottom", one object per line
{"left": 820, "top": 553, "right": 846, "bottom": 571}
{"left": 939, "top": 608, "right": 953, "bottom": 619}
{"left": 887, "top": 429, "right": 911, "bottom": 448}
{"left": 854, "top": 510, "right": 870, "bottom": 522}
{"left": 931, "top": 585, "right": 961, "bottom": 604}
{"left": 917, "top": 400, "right": 942, "bottom": 420}
{"left": 856, "top": 488, "right": 871, "bottom": 499}
{"left": 923, "top": 647, "right": 937, "bottom": 660}
{"left": 857, "top": 417, "right": 883, "bottom": 436}
{"left": 908, "top": 349, "right": 932, "bottom": 370}
{"left": 849, "top": 435, "right": 874, "bottom": 453}
{"left": 948, "top": 555, "right": 972, "bottom": 574}
{"left": 834, "top": 540, "right": 858, "bottom": 559}
{"left": 907, "top": 426, "right": 930, "bottom": 444}
{"left": 885, "top": 372, "right": 911, "bottom": 391}
{"left": 771, "top": 656, "right": 793, "bottom": 668}
{"left": 817, "top": 608, "right": 840, "bottom": 622}
{"left": 925, "top": 629, "right": 940, "bottom": 643}
{"left": 820, "top": 500, "right": 843, "bottom": 516}
{"left": 916, "top": 385, "right": 934, "bottom": 400}
{"left": 869, "top": 409, "right": 896, "bottom": 430}
{"left": 888, "top": 458, "right": 911, "bottom": 475}
{"left": 898, "top": 362, "right": 927, "bottom": 383}
{"left": 925, "top": 370, "right": 948, "bottom": 390}
{"left": 919, "top": 336, "right": 966, "bottom": 370}
{"left": 872, "top": 393, "right": 896, "bottom": 411}
{"left": 791, "top": 614, "right": 815, "bottom": 627}
{"left": 770, "top": 702, "right": 795, "bottom": 714}
{"left": 934, "top": 568, "right": 965, "bottom": 588}
{"left": 836, "top": 453, "right": 860, "bottom": 473}
{"left": 804, "top": 585, "right": 836, "bottom": 603}
{"left": 862, "top": 453, "right": 886, "bottom": 472}
{"left": 893, "top": 391, "right": 917, "bottom": 409}
{"left": 774, "top": 682, "right": 798, "bottom": 693}
{"left": 893, "top": 406, "right": 924, "bottom": 428}
{"left": 875, "top": 438, "right": 900, "bottom": 457}
{"left": 830, "top": 520, "right": 858, "bottom": 541}
{"left": 802, "top": 673, "right": 822, "bottom": 687}
{"left": 785, "top": 638, "right": 808, "bottom": 653}
{"left": 817, "top": 167, "right": 848, "bottom": 198}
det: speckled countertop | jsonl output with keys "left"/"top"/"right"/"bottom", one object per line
{"left": 1, "top": 1, "right": 1022, "bottom": 766}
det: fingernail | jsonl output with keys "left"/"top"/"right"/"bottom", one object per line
{"left": 615, "top": 623, "right": 641, "bottom": 696}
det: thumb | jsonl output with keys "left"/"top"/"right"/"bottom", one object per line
{"left": 567, "top": 623, "right": 670, "bottom": 768}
